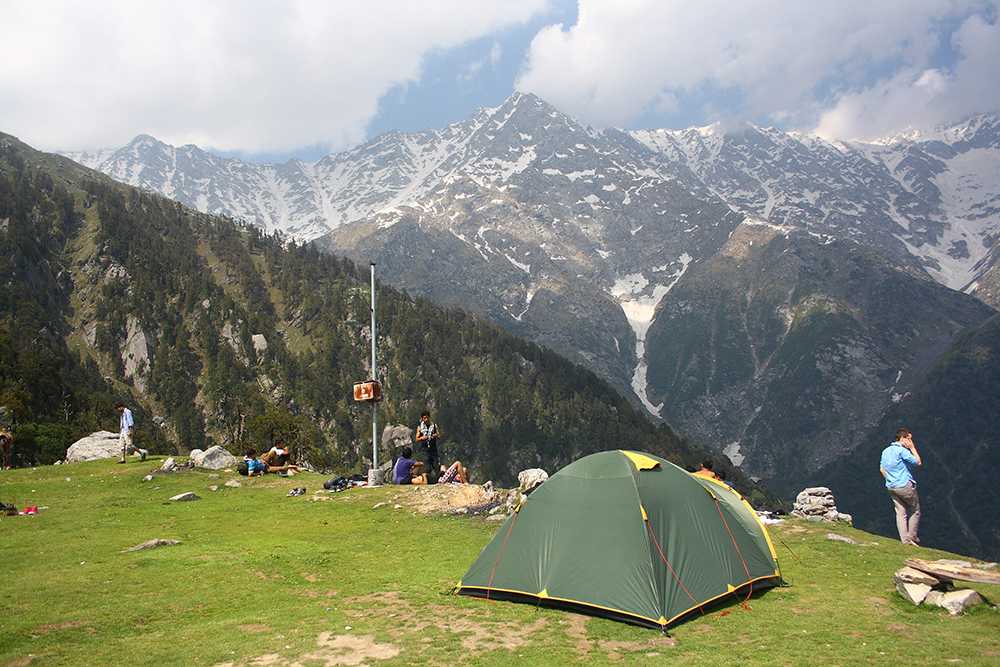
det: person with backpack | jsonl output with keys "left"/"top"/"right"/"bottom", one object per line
{"left": 115, "top": 402, "right": 146, "bottom": 463}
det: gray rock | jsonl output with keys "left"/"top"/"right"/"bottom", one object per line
{"left": 518, "top": 468, "right": 548, "bottom": 494}
{"left": 924, "top": 590, "right": 945, "bottom": 607}
{"left": 65, "top": 431, "right": 121, "bottom": 462}
{"left": 893, "top": 566, "right": 941, "bottom": 587}
{"left": 123, "top": 538, "right": 180, "bottom": 553}
{"left": 934, "top": 559, "right": 974, "bottom": 569}
{"left": 160, "top": 457, "right": 176, "bottom": 473}
{"left": 169, "top": 492, "right": 200, "bottom": 502}
{"left": 974, "top": 562, "right": 998, "bottom": 570}
{"left": 935, "top": 589, "right": 985, "bottom": 615}
{"left": 53, "top": 460, "right": 62, "bottom": 466}
{"left": 224, "top": 479, "right": 242, "bottom": 488}
{"left": 372, "top": 502, "right": 388, "bottom": 509}
{"left": 482, "top": 481, "right": 495, "bottom": 497}
{"left": 486, "top": 514, "right": 507, "bottom": 522}
{"left": 895, "top": 581, "right": 932, "bottom": 605}
{"left": 797, "top": 486, "right": 833, "bottom": 498}
{"left": 805, "top": 515, "right": 824, "bottom": 523}
{"left": 835, "top": 512, "right": 853, "bottom": 524}
{"left": 142, "top": 474, "right": 154, "bottom": 482}
{"left": 188, "top": 448, "right": 204, "bottom": 460}
{"left": 826, "top": 533, "right": 857, "bottom": 544}
{"left": 381, "top": 424, "right": 413, "bottom": 450}
{"left": 192, "top": 445, "right": 237, "bottom": 470}
{"left": 208, "top": 485, "right": 219, "bottom": 492}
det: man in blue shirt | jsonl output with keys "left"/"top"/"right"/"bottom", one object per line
{"left": 879, "top": 427, "right": 923, "bottom": 545}
{"left": 115, "top": 402, "right": 146, "bottom": 463}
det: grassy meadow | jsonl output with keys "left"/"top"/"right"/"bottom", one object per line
{"left": 1, "top": 458, "right": 998, "bottom": 666}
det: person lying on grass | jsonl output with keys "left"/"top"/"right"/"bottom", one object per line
{"left": 393, "top": 446, "right": 428, "bottom": 485}
{"left": 437, "top": 460, "right": 469, "bottom": 484}
{"left": 244, "top": 449, "right": 299, "bottom": 476}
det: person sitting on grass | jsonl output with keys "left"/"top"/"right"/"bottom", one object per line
{"left": 393, "top": 447, "right": 428, "bottom": 485}
{"left": 437, "top": 460, "right": 469, "bottom": 484}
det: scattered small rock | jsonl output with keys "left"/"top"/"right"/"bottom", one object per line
{"left": 160, "top": 457, "right": 176, "bottom": 473}
{"left": 486, "top": 514, "right": 506, "bottom": 522}
{"left": 393, "top": 504, "right": 402, "bottom": 509}
{"left": 224, "top": 479, "right": 241, "bottom": 488}
{"left": 169, "top": 492, "right": 200, "bottom": 502}
{"left": 142, "top": 474, "right": 154, "bottom": 482}
{"left": 826, "top": 533, "right": 858, "bottom": 544}
{"left": 372, "top": 502, "right": 387, "bottom": 509}
{"left": 208, "top": 485, "right": 220, "bottom": 492}
{"left": 123, "top": 538, "right": 181, "bottom": 553}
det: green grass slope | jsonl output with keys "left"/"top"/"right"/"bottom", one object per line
{"left": 2, "top": 461, "right": 998, "bottom": 666}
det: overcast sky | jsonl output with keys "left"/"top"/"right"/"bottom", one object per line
{"left": 1, "top": 0, "right": 997, "bottom": 161}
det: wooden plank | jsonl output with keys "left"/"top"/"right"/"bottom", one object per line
{"left": 905, "top": 559, "right": 1000, "bottom": 585}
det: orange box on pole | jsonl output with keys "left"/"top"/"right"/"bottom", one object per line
{"left": 353, "top": 380, "right": 383, "bottom": 402}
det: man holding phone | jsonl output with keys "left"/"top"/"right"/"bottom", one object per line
{"left": 879, "top": 427, "right": 923, "bottom": 545}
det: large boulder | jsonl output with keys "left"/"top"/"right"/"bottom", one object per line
{"left": 518, "top": 468, "right": 548, "bottom": 495}
{"left": 936, "top": 589, "right": 984, "bottom": 615}
{"left": 381, "top": 425, "right": 413, "bottom": 450}
{"left": 65, "top": 431, "right": 121, "bottom": 463}
{"left": 895, "top": 581, "right": 932, "bottom": 606}
{"left": 192, "top": 445, "right": 237, "bottom": 470}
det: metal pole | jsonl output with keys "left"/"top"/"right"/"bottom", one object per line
{"left": 370, "top": 262, "right": 378, "bottom": 482}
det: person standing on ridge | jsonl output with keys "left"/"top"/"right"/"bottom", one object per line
{"left": 415, "top": 411, "right": 440, "bottom": 484}
{"left": 115, "top": 402, "right": 145, "bottom": 463}
{"left": 879, "top": 427, "right": 922, "bottom": 545}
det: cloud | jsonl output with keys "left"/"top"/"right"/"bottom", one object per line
{"left": 515, "top": 1, "right": 999, "bottom": 138}
{"left": 816, "top": 12, "right": 1000, "bottom": 140}
{"left": 458, "top": 40, "right": 504, "bottom": 82}
{"left": 0, "top": 0, "right": 547, "bottom": 152}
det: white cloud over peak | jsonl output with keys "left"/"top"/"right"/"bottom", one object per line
{"left": 516, "top": 1, "right": 999, "bottom": 139}
{"left": 0, "top": 0, "right": 547, "bottom": 153}
{"left": 815, "top": 12, "right": 1000, "bottom": 140}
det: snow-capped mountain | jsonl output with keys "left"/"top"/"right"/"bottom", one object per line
{"left": 61, "top": 95, "right": 1000, "bottom": 422}
{"left": 632, "top": 113, "right": 1000, "bottom": 293}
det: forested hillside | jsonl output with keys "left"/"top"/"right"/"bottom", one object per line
{"left": 0, "top": 133, "right": 759, "bottom": 496}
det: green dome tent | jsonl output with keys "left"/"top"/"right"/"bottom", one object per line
{"left": 456, "top": 450, "right": 781, "bottom": 630}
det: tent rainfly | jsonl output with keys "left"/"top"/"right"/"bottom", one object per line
{"left": 456, "top": 450, "right": 781, "bottom": 630}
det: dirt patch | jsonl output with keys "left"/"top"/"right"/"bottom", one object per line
{"left": 563, "top": 614, "right": 592, "bottom": 658}
{"left": 30, "top": 620, "right": 91, "bottom": 636}
{"left": 214, "top": 633, "right": 399, "bottom": 667}
{"left": 303, "top": 574, "right": 318, "bottom": 583}
{"left": 391, "top": 485, "right": 497, "bottom": 515}
{"left": 298, "top": 633, "right": 400, "bottom": 666}
{"left": 599, "top": 636, "right": 677, "bottom": 661}
{"left": 4, "top": 657, "right": 35, "bottom": 667}
{"left": 238, "top": 624, "right": 270, "bottom": 633}
{"left": 344, "top": 591, "right": 546, "bottom": 654}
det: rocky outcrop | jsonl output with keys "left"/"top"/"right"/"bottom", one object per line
{"left": 791, "top": 487, "right": 852, "bottom": 523}
{"left": 893, "top": 560, "right": 992, "bottom": 615}
{"left": 65, "top": 431, "right": 121, "bottom": 462}
{"left": 191, "top": 445, "right": 237, "bottom": 470}
{"left": 121, "top": 316, "right": 150, "bottom": 393}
